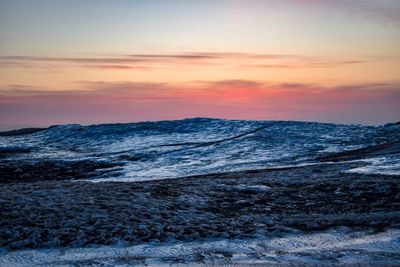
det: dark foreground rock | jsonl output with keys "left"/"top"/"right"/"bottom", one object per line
{"left": 0, "top": 162, "right": 399, "bottom": 251}
{"left": 0, "top": 159, "right": 123, "bottom": 183}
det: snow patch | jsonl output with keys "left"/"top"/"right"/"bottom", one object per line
{"left": 347, "top": 157, "right": 400, "bottom": 176}
{"left": 1, "top": 229, "right": 399, "bottom": 266}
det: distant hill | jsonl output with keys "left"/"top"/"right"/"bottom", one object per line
{"left": 0, "top": 127, "right": 47, "bottom": 137}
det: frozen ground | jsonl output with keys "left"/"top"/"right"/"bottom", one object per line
{"left": 1, "top": 228, "right": 399, "bottom": 266}
{"left": 0, "top": 118, "right": 399, "bottom": 265}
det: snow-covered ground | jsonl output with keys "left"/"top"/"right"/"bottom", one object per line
{"left": 0, "top": 118, "right": 399, "bottom": 266}
{"left": 1, "top": 118, "right": 399, "bottom": 182}
{"left": 1, "top": 228, "right": 399, "bottom": 266}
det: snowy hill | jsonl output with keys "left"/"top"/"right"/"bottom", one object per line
{"left": 1, "top": 118, "right": 399, "bottom": 183}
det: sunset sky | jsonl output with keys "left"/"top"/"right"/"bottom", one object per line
{"left": 0, "top": 0, "right": 399, "bottom": 129}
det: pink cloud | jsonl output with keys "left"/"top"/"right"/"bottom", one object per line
{"left": 0, "top": 80, "right": 399, "bottom": 129}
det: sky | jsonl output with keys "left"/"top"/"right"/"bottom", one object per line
{"left": 0, "top": 0, "right": 399, "bottom": 129}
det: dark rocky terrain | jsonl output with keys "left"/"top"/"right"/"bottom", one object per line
{"left": 0, "top": 161, "right": 399, "bottom": 251}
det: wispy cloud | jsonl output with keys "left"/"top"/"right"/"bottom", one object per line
{"left": 290, "top": 0, "right": 400, "bottom": 25}
{"left": 1, "top": 80, "right": 399, "bottom": 126}
{"left": 0, "top": 52, "right": 376, "bottom": 71}
{"left": 84, "top": 65, "right": 148, "bottom": 70}
{"left": 245, "top": 60, "right": 370, "bottom": 69}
